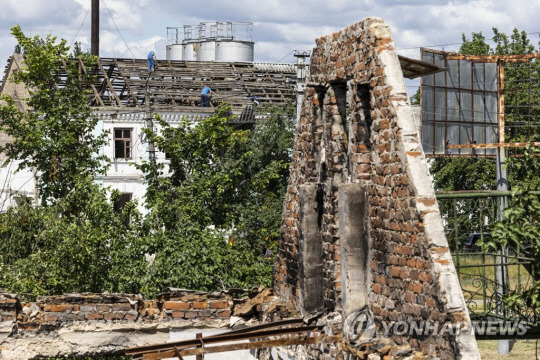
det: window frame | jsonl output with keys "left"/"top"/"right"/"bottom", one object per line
{"left": 114, "top": 192, "right": 133, "bottom": 213}
{"left": 114, "top": 127, "right": 133, "bottom": 160}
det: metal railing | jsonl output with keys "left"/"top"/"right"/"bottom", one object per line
{"left": 437, "top": 191, "right": 540, "bottom": 332}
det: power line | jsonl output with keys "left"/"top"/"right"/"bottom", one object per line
{"left": 275, "top": 50, "right": 294, "bottom": 64}
{"left": 101, "top": 0, "right": 136, "bottom": 59}
{"left": 70, "top": 6, "right": 90, "bottom": 49}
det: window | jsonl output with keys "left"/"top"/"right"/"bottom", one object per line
{"left": 114, "top": 128, "right": 132, "bottom": 159}
{"left": 114, "top": 193, "right": 132, "bottom": 213}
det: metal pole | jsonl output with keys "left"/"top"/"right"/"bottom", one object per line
{"left": 293, "top": 50, "right": 310, "bottom": 124}
{"left": 496, "top": 58, "right": 510, "bottom": 355}
{"left": 145, "top": 90, "right": 156, "bottom": 164}
{"left": 91, "top": 0, "right": 99, "bottom": 56}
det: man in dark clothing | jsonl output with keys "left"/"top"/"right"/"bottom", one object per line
{"left": 200, "top": 86, "right": 212, "bottom": 107}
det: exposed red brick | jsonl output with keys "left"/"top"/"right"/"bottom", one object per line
{"left": 192, "top": 302, "right": 208, "bottom": 309}
{"left": 104, "top": 312, "right": 124, "bottom": 321}
{"left": 184, "top": 311, "right": 198, "bottom": 319}
{"left": 86, "top": 313, "right": 104, "bottom": 321}
{"left": 124, "top": 312, "right": 138, "bottom": 321}
{"left": 164, "top": 301, "right": 190, "bottom": 310}
{"left": 171, "top": 311, "right": 185, "bottom": 318}
{"left": 44, "top": 304, "right": 73, "bottom": 312}
{"left": 209, "top": 301, "right": 229, "bottom": 309}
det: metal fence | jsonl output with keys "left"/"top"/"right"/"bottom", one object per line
{"left": 436, "top": 191, "right": 539, "bottom": 336}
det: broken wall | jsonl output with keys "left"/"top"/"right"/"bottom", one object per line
{"left": 273, "top": 18, "right": 480, "bottom": 359}
{"left": 0, "top": 289, "right": 286, "bottom": 359}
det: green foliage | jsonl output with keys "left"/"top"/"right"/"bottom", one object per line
{"left": 481, "top": 150, "right": 540, "bottom": 311}
{"left": 138, "top": 103, "right": 295, "bottom": 293}
{"left": 430, "top": 157, "right": 496, "bottom": 191}
{"left": 0, "top": 27, "right": 295, "bottom": 298}
{"left": 0, "top": 179, "right": 147, "bottom": 298}
{"left": 0, "top": 27, "right": 147, "bottom": 298}
{"left": 70, "top": 41, "right": 87, "bottom": 57}
{"left": 410, "top": 88, "right": 420, "bottom": 105}
{"left": 0, "top": 26, "right": 108, "bottom": 206}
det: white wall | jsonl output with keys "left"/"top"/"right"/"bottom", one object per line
{"left": 0, "top": 160, "right": 36, "bottom": 211}
{"left": 0, "top": 111, "right": 210, "bottom": 213}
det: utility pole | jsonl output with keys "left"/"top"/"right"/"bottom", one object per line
{"left": 496, "top": 58, "right": 510, "bottom": 355}
{"left": 293, "top": 50, "right": 310, "bottom": 124}
{"left": 91, "top": 0, "right": 99, "bottom": 56}
{"left": 145, "top": 90, "right": 156, "bottom": 166}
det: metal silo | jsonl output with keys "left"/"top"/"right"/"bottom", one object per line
{"left": 215, "top": 22, "right": 254, "bottom": 62}
{"left": 166, "top": 27, "right": 183, "bottom": 61}
{"left": 215, "top": 41, "right": 254, "bottom": 62}
{"left": 197, "top": 40, "right": 216, "bottom": 61}
{"left": 166, "top": 22, "right": 254, "bottom": 62}
{"left": 181, "top": 25, "right": 199, "bottom": 61}
{"left": 182, "top": 41, "right": 197, "bottom": 61}
{"left": 166, "top": 44, "right": 183, "bottom": 61}
{"left": 197, "top": 22, "right": 217, "bottom": 61}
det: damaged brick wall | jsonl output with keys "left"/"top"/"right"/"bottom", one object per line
{"left": 0, "top": 288, "right": 290, "bottom": 359}
{"left": 274, "top": 18, "right": 480, "bottom": 359}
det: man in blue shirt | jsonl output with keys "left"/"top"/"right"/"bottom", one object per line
{"left": 147, "top": 51, "right": 156, "bottom": 74}
{"left": 200, "top": 86, "right": 212, "bottom": 107}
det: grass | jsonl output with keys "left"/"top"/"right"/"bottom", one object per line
{"left": 477, "top": 340, "right": 539, "bottom": 359}
{"left": 452, "top": 254, "right": 534, "bottom": 300}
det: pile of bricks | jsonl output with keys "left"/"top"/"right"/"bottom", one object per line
{"left": 1, "top": 290, "right": 246, "bottom": 334}
{"left": 37, "top": 294, "right": 139, "bottom": 323}
{"left": 158, "top": 291, "right": 231, "bottom": 320}
{"left": 0, "top": 291, "right": 17, "bottom": 323}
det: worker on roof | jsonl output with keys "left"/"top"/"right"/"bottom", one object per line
{"left": 147, "top": 51, "right": 156, "bottom": 74}
{"left": 200, "top": 86, "right": 212, "bottom": 107}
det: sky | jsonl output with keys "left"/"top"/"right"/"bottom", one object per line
{"left": 1, "top": 0, "right": 540, "bottom": 94}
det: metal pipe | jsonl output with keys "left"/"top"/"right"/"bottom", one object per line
{"left": 435, "top": 190, "right": 540, "bottom": 199}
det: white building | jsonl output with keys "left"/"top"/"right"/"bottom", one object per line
{"left": 0, "top": 54, "right": 298, "bottom": 212}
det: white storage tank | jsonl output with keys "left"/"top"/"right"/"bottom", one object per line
{"left": 197, "top": 40, "right": 216, "bottom": 61}
{"left": 215, "top": 40, "right": 254, "bottom": 62}
{"left": 182, "top": 41, "right": 197, "bottom": 61}
{"left": 166, "top": 44, "right": 183, "bottom": 61}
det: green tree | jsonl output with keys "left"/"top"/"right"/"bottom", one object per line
{"left": 0, "top": 26, "right": 296, "bottom": 298}
{"left": 0, "top": 178, "right": 148, "bottom": 298}
{"left": 138, "top": 103, "right": 295, "bottom": 293}
{"left": 0, "top": 26, "right": 108, "bottom": 206}
{"left": 70, "top": 41, "right": 86, "bottom": 57}
{"left": 0, "top": 27, "right": 147, "bottom": 298}
{"left": 481, "top": 150, "right": 540, "bottom": 313}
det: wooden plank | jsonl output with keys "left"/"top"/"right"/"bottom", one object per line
{"left": 95, "top": 59, "right": 122, "bottom": 106}
{"left": 114, "top": 59, "right": 142, "bottom": 107}
{"left": 447, "top": 53, "right": 540, "bottom": 62}
{"left": 497, "top": 59, "right": 505, "bottom": 144}
{"left": 446, "top": 142, "right": 540, "bottom": 149}
{"left": 77, "top": 58, "right": 105, "bottom": 107}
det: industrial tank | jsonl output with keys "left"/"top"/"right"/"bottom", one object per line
{"left": 166, "top": 44, "right": 183, "bottom": 61}
{"left": 215, "top": 40, "right": 254, "bottom": 62}
{"left": 182, "top": 41, "right": 198, "bottom": 61}
{"left": 197, "top": 40, "right": 216, "bottom": 61}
